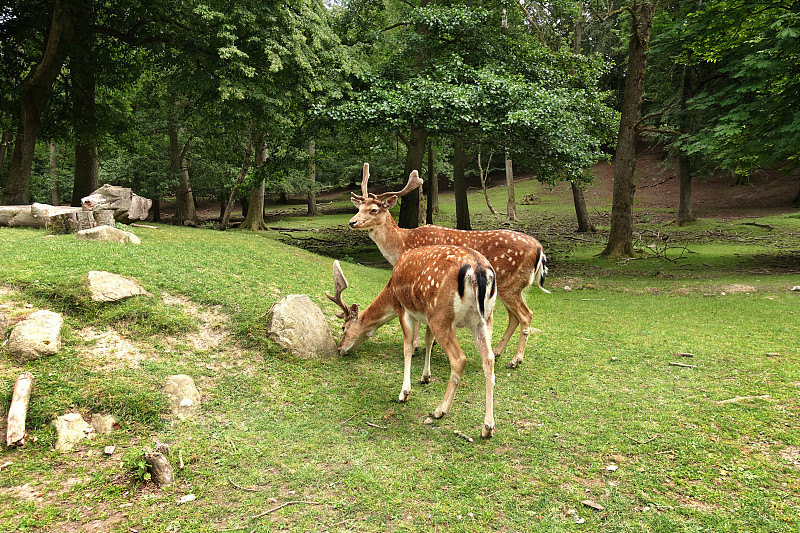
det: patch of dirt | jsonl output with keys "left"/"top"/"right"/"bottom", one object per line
{"left": 77, "top": 327, "right": 146, "bottom": 369}
{"left": 0, "top": 483, "right": 44, "bottom": 502}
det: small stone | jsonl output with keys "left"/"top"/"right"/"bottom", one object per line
{"left": 104, "top": 446, "right": 116, "bottom": 455}
{"left": 177, "top": 494, "right": 196, "bottom": 504}
{"left": 606, "top": 464, "right": 619, "bottom": 471}
{"left": 790, "top": 286, "right": 800, "bottom": 291}
{"left": 423, "top": 417, "right": 434, "bottom": 425}
{"left": 582, "top": 500, "right": 605, "bottom": 511}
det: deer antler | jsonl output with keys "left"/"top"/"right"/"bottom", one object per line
{"left": 351, "top": 166, "right": 423, "bottom": 204}
{"left": 326, "top": 260, "right": 353, "bottom": 319}
{"left": 373, "top": 170, "right": 423, "bottom": 202}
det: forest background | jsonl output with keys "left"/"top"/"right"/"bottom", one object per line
{"left": 1, "top": 0, "right": 798, "bottom": 257}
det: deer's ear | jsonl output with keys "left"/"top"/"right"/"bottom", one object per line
{"left": 351, "top": 196, "right": 363, "bottom": 208}
{"left": 349, "top": 303, "right": 360, "bottom": 319}
{"left": 383, "top": 196, "right": 398, "bottom": 209}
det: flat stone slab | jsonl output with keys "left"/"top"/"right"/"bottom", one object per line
{"left": 52, "top": 413, "right": 94, "bottom": 452}
{"left": 76, "top": 225, "right": 141, "bottom": 244}
{"left": 87, "top": 271, "right": 150, "bottom": 302}
{"left": 164, "top": 374, "right": 201, "bottom": 419}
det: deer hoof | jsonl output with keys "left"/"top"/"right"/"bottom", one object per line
{"left": 481, "top": 424, "right": 494, "bottom": 439}
{"left": 506, "top": 359, "right": 521, "bottom": 369}
{"left": 398, "top": 390, "right": 411, "bottom": 402}
{"left": 420, "top": 375, "right": 431, "bottom": 384}
{"left": 432, "top": 407, "right": 446, "bottom": 419}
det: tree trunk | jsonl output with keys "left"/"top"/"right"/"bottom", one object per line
{"left": 477, "top": 148, "right": 499, "bottom": 216}
{"left": 571, "top": 179, "right": 596, "bottom": 232}
{"left": 49, "top": 141, "right": 60, "bottom": 205}
{"left": 6, "top": 372, "right": 34, "bottom": 447}
{"left": 70, "top": 2, "right": 98, "bottom": 207}
{"left": 0, "top": 130, "right": 10, "bottom": 180}
{"left": 600, "top": 1, "right": 655, "bottom": 258}
{"left": 307, "top": 140, "right": 318, "bottom": 216}
{"left": 505, "top": 152, "right": 518, "bottom": 222}
{"left": 167, "top": 109, "right": 197, "bottom": 225}
{"left": 425, "top": 143, "right": 438, "bottom": 224}
{"left": 398, "top": 125, "right": 426, "bottom": 228}
{"left": 2, "top": 0, "right": 74, "bottom": 205}
{"left": 676, "top": 63, "right": 695, "bottom": 225}
{"left": 220, "top": 132, "right": 254, "bottom": 231}
{"left": 152, "top": 197, "right": 161, "bottom": 223}
{"left": 240, "top": 136, "right": 268, "bottom": 231}
{"left": 453, "top": 136, "right": 471, "bottom": 230}
{"left": 570, "top": 1, "right": 595, "bottom": 232}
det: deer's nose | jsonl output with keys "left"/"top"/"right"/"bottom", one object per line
{"left": 349, "top": 220, "right": 358, "bottom": 228}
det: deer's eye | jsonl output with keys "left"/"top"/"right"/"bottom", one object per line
{"left": 370, "top": 208, "right": 379, "bottom": 214}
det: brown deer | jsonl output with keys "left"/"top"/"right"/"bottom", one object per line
{"left": 349, "top": 163, "right": 549, "bottom": 369}
{"left": 326, "top": 246, "right": 498, "bottom": 438}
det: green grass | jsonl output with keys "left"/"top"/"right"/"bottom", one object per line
{"left": 0, "top": 196, "right": 799, "bottom": 532}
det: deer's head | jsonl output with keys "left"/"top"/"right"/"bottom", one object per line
{"left": 326, "top": 260, "right": 371, "bottom": 355}
{"left": 348, "top": 163, "right": 423, "bottom": 230}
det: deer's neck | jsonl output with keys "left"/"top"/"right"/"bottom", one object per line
{"left": 360, "top": 287, "right": 399, "bottom": 332}
{"left": 368, "top": 216, "right": 407, "bottom": 265}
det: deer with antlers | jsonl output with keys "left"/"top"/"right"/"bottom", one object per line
{"left": 349, "top": 163, "right": 549, "bottom": 369}
{"left": 327, "top": 246, "right": 498, "bottom": 438}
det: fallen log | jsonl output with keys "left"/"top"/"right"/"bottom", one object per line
{"left": 6, "top": 372, "right": 34, "bottom": 447}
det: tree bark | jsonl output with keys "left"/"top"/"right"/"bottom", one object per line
{"left": 0, "top": 130, "right": 10, "bottom": 180}
{"left": 240, "top": 136, "right": 268, "bottom": 231}
{"left": 425, "top": 143, "right": 438, "bottom": 224}
{"left": 167, "top": 108, "right": 197, "bottom": 225}
{"left": 505, "top": 152, "right": 518, "bottom": 222}
{"left": 600, "top": 1, "right": 655, "bottom": 258}
{"left": 2, "top": 0, "right": 74, "bottom": 205}
{"left": 477, "top": 148, "right": 499, "bottom": 216}
{"left": 571, "top": 179, "right": 596, "bottom": 232}
{"left": 49, "top": 141, "right": 60, "bottom": 205}
{"left": 453, "top": 136, "right": 471, "bottom": 230}
{"left": 398, "top": 125, "right": 427, "bottom": 228}
{"left": 676, "top": 63, "right": 695, "bottom": 225}
{"left": 220, "top": 132, "right": 254, "bottom": 231}
{"left": 307, "top": 140, "right": 318, "bottom": 216}
{"left": 70, "top": 1, "right": 98, "bottom": 207}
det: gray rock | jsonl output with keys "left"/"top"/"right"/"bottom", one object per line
{"left": 7, "top": 310, "right": 63, "bottom": 362}
{"left": 52, "top": 413, "right": 94, "bottom": 452}
{"left": 164, "top": 374, "right": 201, "bottom": 418}
{"left": 76, "top": 225, "right": 140, "bottom": 244}
{"left": 266, "top": 294, "right": 338, "bottom": 360}
{"left": 91, "top": 413, "right": 117, "bottom": 434}
{"left": 87, "top": 271, "right": 149, "bottom": 302}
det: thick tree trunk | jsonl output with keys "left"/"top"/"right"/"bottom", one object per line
{"left": 307, "top": 140, "right": 318, "bottom": 216}
{"left": 398, "top": 125, "right": 427, "bottom": 228}
{"left": 167, "top": 110, "right": 197, "bottom": 225}
{"left": 505, "top": 153, "right": 517, "bottom": 222}
{"left": 2, "top": 0, "right": 74, "bottom": 205}
{"left": 70, "top": 2, "right": 98, "bottom": 207}
{"left": 571, "top": 179, "right": 596, "bottom": 232}
{"left": 240, "top": 136, "right": 268, "bottom": 231}
{"left": 600, "top": 1, "right": 655, "bottom": 258}
{"left": 453, "top": 136, "right": 471, "bottom": 230}
{"left": 425, "top": 144, "right": 438, "bottom": 224}
{"left": 49, "top": 141, "right": 60, "bottom": 205}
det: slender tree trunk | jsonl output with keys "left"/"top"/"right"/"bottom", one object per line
{"left": 221, "top": 132, "right": 254, "bottom": 231}
{"left": 2, "top": 0, "right": 74, "bottom": 205}
{"left": 167, "top": 108, "right": 197, "bottom": 225}
{"left": 398, "top": 125, "right": 427, "bottom": 228}
{"left": 0, "top": 130, "right": 10, "bottom": 180}
{"left": 307, "top": 140, "right": 318, "bottom": 216}
{"left": 571, "top": 179, "right": 596, "bottom": 232}
{"left": 49, "top": 141, "right": 60, "bottom": 205}
{"left": 425, "top": 143, "right": 438, "bottom": 224}
{"left": 240, "top": 135, "right": 268, "bottom": 231}
{"left": 70, "top": 0, "right": 98, "bottom": 207}
{"left": 570, "top": 1, "right": 595, "bottom": 232}
{"left": 453, "top": 136, "right": 471, "bottom": 230}
{"left": 676, "top": 63, "right": 695, "bottom": 225}
{"left": 505, "top": 151, "right": 517, "bottom": 222}
{"left": 152, "top": 197, "right": 161, "bottom": 223}
{"left": 477, "top": 148, "right": 499, "bottom": 216}
{"left": 600, "top": 1, "right": 655, "bottom": 258}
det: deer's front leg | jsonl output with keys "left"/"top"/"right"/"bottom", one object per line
{"left": 420, "top": 326, "right": 435, "bottom": 384}
{"left": 398, "top": 314, "right": 416, "bottom": 403}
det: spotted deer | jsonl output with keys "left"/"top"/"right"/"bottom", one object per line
{"left": 349, "top": 163, "right": 549, "bottom": 368}
{"left": 327, "top": 245, "right": 498, "bottom": 438}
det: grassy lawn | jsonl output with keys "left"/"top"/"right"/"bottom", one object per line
{"left": 0, "top": 185, "right": 799, "bottom": 532}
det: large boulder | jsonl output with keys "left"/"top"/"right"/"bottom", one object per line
{"left": 7, "top": 310, "right": 63, "bottom": 362}
{"left": 266, "top": 294, "right": 337, "bottom": 360}
{"left": 76, "top": 225, "right": 141, "bottom": 244}
{"left": 87, "top": 271, "right": 150, "bottom": 302}
{"left": 164, "top": 374, "right": 201, "bottom": 419}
